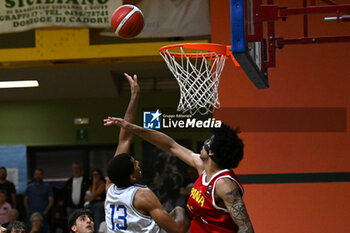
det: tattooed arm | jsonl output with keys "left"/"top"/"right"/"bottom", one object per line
{"left": 215, "top": 178, "right": 254, "bottom": 233}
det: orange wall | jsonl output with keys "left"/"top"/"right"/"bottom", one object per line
{"left": 211, "top": 0, "right": 350, "bottom": 232}
{"left": 245, "top": 182, "right": 350, "bottom": 233}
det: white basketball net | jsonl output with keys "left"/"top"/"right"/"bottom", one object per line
{"left": 160, "top": 47, "right": 226, "bottom": 115}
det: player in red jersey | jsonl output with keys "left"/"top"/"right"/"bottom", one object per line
{"left": 104, "top": 119, "right": 255, "bottom": 233}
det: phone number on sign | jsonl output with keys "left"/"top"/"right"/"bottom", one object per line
{"left": 64, "top": 10, "right": 108, "bottom": 17}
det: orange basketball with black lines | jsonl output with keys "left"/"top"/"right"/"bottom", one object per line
{"left": 110, "top": 4, "right": 144, "bottom": 39}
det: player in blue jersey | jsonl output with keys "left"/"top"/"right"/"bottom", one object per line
{"left": 104, "top": 73, "right": 189, "bottom": 233}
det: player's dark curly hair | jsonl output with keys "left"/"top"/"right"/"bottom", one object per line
{"left": 209, "top": 123, "right": 244, "bottom": 169}
{"left": 107, "top": 153, "right": 134, "bottom": 188}
{"left": 68, "top": 208, "right": 94, "bottom": 233}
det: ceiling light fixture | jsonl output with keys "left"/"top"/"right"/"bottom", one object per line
{"left": 0, "top": 80, "right": 39, "bottom": 89}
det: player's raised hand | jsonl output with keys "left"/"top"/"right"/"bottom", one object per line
{"left": 124, "top": 73, "right": 139, "bottom": 97}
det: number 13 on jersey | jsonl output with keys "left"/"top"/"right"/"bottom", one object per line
{"left": 110, "top": 204, "right": 128, "bottom": 230}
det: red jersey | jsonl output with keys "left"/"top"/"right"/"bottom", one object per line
{"left": 186, "top": 169, "right": 244, "bottom": 233}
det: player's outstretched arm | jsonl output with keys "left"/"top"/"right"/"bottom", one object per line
{"left": 104, "top": 117, "right": 203, "bottom": 172}
{"left": 215, "top": 178, "right": 255, "bottom": 233}
{"left": 134, "top": 188, "right": 190, "bottom": 233}
{"left": 110, "top": 73, "right": 140, "bottom": 156}
{"left": 104, "top": 73, "right": 139, "bottom": 190}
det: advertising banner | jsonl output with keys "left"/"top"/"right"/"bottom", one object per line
{"left": 0, "top": 0, "right": 210, "bottom": 37}
{"left": 0, "top": 0, "right": 122, "bottom": 33}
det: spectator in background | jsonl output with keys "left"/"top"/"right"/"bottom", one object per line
{"left": 28, "top": 213, "right": 49, "bottom": 233}
{"left": 5, "top": 220, "right": 26, "bottom": 233}
{"left": 50, "top": 199, "right": 67, "bottom": 233}
{"left": 0, "top": 167, "right": 16, "bottom": 208}
{"left": 63, "top": 163, "right": 90, "bottom": 218}
{"left": 2, "top": 209, "right": 19, "bottom": 228}
{"left": 24, "top": 169, "right": 54, "bottom": 226}
{"left": 67, "top": 209, "right": 94, "bottom": 233}
{"left": 84, "top": 169, "right": 105, "bottom": 233}
{"left": 0, "top": 190, "right": 11, "bottom": 225}
{"left": 179, "top": 166, "right": 198, "bottom": 207}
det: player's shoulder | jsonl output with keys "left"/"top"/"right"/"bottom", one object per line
{"left": 134, "top": 185, "right": 153, "bottom": 197}
{"left": 133, "top": 186, "right": 160, "bottom": 215}
{"left": 107, "top": 183, "right": 147, "bottom": 193}
{"left": 134, "top": 186, "right": 162, "bottom": 207}
{"left": 215, "top": 176, "right": 242, "bottom": 197}
{"left": 216, "top": 176, "right": 238, "bottom": 186}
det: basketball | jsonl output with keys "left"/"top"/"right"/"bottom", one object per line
{"left": 110, "top": 4, "right": 144, "bottom": 39}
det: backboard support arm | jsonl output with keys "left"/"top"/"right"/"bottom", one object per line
{"left": 244, "top": 0, "right": 350, "bottom": 89}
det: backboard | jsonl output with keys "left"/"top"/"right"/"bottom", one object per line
{"left": 230, "top": 0, "right": 269, "bottom": 89}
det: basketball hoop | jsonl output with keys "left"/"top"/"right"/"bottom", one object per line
{"left": 159, "top": 43, "right": 236, "bottom": 115}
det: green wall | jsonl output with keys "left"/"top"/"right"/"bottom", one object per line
{"left": 0, "top": 91, "right": 210, "bottom": 159}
